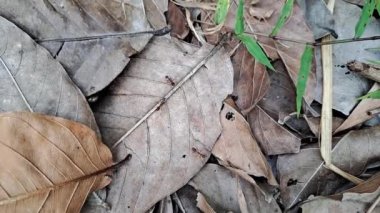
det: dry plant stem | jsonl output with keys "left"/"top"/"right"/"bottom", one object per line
{"left": 185, "top": 9, "right": 206, "bottom": 44}
{"left": 347, "top": 60, "right": 380, "bottom": 83}
{"left": 0, "top": 56, "right": 33, "bottom": 112}
{"left": 366, "top": 194, "right": 380, "bottom": 213}
{"left": 320, "top": 0, "right": 364, "bottom": 184}
{"left": 36, "top": 26, "right": 171, "bottom": 43}
{"left": 112, "top": 38, "right": 226, "bottom": 149}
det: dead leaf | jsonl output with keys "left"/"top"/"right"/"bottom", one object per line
{"left": 196, "top": 193, "right": 216, "bottom": 213}
{"left": 212, "top": 101, "right": 277, "bottom": 185}
{"left": 168, "top": 2, "right": 189, "bottom": 39}
{"left": 313, "top": 0, "right": 380, "bottom": 115}
{"left": 176, "top": 185, "right": 201, "bottom": 213}
{"left": 301, "top": 187, "right": 380, "bottom": 213}
{"left": 93, "top": 37, "right": 233, "bottom": 212}
{"left": 277, "top": 125, "right": 380, "bottom": 208}
{"left": 248, "top": 106, "right": 301, "bottom": 155}
{"left": 0, "top": 16, "right": 99, "bottom": 134}
{"left": 189, "top": 164, "right": 281, "bottom": 213}
{"left": 0, "top": 112, "right": 113, "bottom": 212}
{"left": 0, "top": 0, "right": 166, "bottom": 96}
{"left": 304, "top": 116, "right": 344, "bottom": 136}
{"left": 231, "top": 44, "right": 270, "bottom": 112}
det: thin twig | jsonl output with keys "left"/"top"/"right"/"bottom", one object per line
{"left": 366, "top": 193, "right": 380, "bottom": 213}
{"left": 0, "top": 56, "right": 33, "bottom": 112}
{"left": 36, "top": 26, "right": 171, "bottom": 43}
{"left": 111, "top": 37, "right": 226, "bottom": 149}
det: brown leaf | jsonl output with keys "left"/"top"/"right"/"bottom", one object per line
{"left": 277, "top": 126, "right": 380, "bottom": 208}
{"left": 212, "top": 102, "right": 277, "bottom": 185}
{"left": 335, "top": 83, "right": 380, "bottom": 133}
{"left": 231, "top": 45, "right": 270, "bottom": 112}
{"left": 0, "top": 16, "right": 99, "bottom": 134}
{"left": 168, "top": 2, "right": 189, "bottom": 39}
{"left": 93, "top": 37, "right": 233, "bottom": 212}
{"left": 304, "top": 116, "right": 344, "bottom": 136}
{"left": 189, "top": 164, "right": 281, "bottom": 213}
{"left": 0, "top": 112, "right": 113, "bottom": 212}
{"left": 248, "top": 106, "right": 301, "bottom": 155}
{"left": 0, "top": 0, "right": 166, "bottom": 96}
{"left": 196, "top": 193, "right": 216, "bottom": 213}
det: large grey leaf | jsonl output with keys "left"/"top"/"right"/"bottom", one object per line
{"left": 277, "top": 125, "right": 380, "bottom": 208}
{"left": 93, "top": 37, "right": 233, "bottom": 212}
{"left": 0, "top": 16, "right": 98, "bottom": 133}
{"left": 314, "top": 0, "right": 380, "bottom": 115}
{"left": 189, "top": 164, "right": 281, "bottom": 213}
{"left": 0, "top": 0, "right": 166, "bottom": 96}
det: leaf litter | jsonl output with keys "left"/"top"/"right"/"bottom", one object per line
{"left": 0, "top": 0, "right": 380, "bottom": 212}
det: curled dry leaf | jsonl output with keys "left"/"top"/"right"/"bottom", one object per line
{"left": 335, "top": 83, "right": 380, "bottom": 133}
{"left": 0, "top": 0, "right": 166, "bottom": 96}
{"left": 189, "top": 164, "right": 281, "bottom": 213}
{"left": 277, "top": 125, "right": 380, "bottom": 208}
{"left": 212, "top": 101, "right": 277, "bottom": 185}
{"left": 93, "top": 37, "right": 233, "bottom": 212}
{"left": 231, "top": 44, "right": 270, "bottom": 112}
{"left": 248, "top": 106, "right": 301, "bottom": 155}
{"left": 0, "top": 16, "right": 98, "bottom": 134}
{"left": 0, "top": 112, "right": 113, "bottom": 212}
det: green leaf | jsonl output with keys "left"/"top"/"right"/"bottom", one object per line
{"left": 367, "top": 59, "right": 380, "bottom": 66}
{"left": 296, "top": 45, "right": 314, "bottom": 116}
{"left": 270, "top": 0, "right": 294, "bottom": 36}
{"left": 358, "top": 89, "right": 380, "bottom": 100}
{"left": 215, "top": 0, "right": 230, "bottom": 24}
{"left": 377, "top": 0, "right": 380, "bottom": 14}
{"left": 355, "top": 0, "right": 376, "bottom": 38}
{"left": 235, "top": 0, "right": 244, "bottom": 35}
{"left": 237, "top": 34, "right": 274, "bottom": 70}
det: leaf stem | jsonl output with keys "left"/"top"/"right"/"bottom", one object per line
{"left": 244, "top": 31, "right": 380, "bottom": 46}
{"left": 36, "top": 26, "right": 171, "bottom": 43}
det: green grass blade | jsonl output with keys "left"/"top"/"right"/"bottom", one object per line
{"left": 235, "top": 0, "right": 244, "bottom": 35}
{"left": 376, "top": 0, "right": 380, "bottom": 14}
{"left": 270, "top": 0, "right": 294, "bottom": 36}
{"left": 358, "top": 89, "right": 380, "bottom": 100}
{"left": 215, "top": 0, "right": 230, "bottom": 24}
{"left": 296, "top": 45, "right": 314, "bottom": 116}
{"left": 355, "top": 0, "right": 376, "bottom": 38}
{"left": 367, "top": 59, "right": 380, "bottom": 66}
{"left": 237, "top": 34, "right": 274, "bottom": 70}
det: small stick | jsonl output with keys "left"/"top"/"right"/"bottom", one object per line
{"left": 347, "top": 60, "right": 380, "bottom": 83}
{"left": 111, "top": 36, "right": 226, "bottom": 149}
{"left": 36, "top": 26, "right": 171, "bottom": 43}
{"left": 367, "top": 193, "right": 380, "bottom": 213}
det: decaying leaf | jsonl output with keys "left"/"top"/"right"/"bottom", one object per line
{"left": 0, "top": 16, "right": 98, "bottom": 134}
{"left": 277, "top": 125, "right": 380, "bottom": 208}
{"left": 168, "top": 2, "right": 189, "bottom": 39}
{"left": 231, "top": 44, "right": 270, "bottom": 111}
{"left": 176, "top": 185, "right": 201, "bottom": 213}
{"left": 0, "top": 112, "right": 113, "bottom": 212}
{"left": 189, "top": 164, "right": 281, "bottom": 213}
{"left": 335, "top": 83, "right": 380, "bottom": 133}
{"left": 314, "top": 0, "right": 380, "bottom": 115}
{"left": 0, "top": 0, "right": 166, "bottom": 96}
{"left": 305, "top": 116, "right": 344, "bottom": 136}
{"left": 212, "top": 101, "right": 277, "bottom": 185}
{"left": 93, "top": 37, "right": 233, "bottom": 212}
{"left": 248, "top": 106, "right": 301, "bottom": 155}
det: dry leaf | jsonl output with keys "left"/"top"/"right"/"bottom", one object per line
{"left": 168, "top": 1, "right": 189, "bottom": 39}
{"left": 0, "top": 112, "right": 113, "bottom": 212}
{"left": 277, "top": 125, "right": 380, "bottom": 208}
{"left": 335, "top": 83, "right": 380, "bottom": 133}
{"left": 176, "top": 185, "right": 201, "bottom": 213}
{"left": 248, "top": 106, "right": 301, "bottom": 155}
{"left": 0, "top": 16, "right": 98, "bottom": 134}
{"left": 196, "top": 193, "right": 216, "bottom": 213}
{"left": 0, "top": 0, "right": 165, "bottom": 96}
{"left": 304, "top": 116, "right": 344, "bottom": 136}
{"left": 93, "top": 37, "right": 233, "bottom": 212}
{"left": 212, "top": 101, "right": 277, "bottom": 185}
{"left": 189, "top": 164, "right": 281, "bottom": 213}
{"left": 231, "top": 44, "right": 270, "bottom": 112}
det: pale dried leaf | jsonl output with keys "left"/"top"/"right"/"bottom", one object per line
{"left": 177, "top": 185, "right": 201, "bottom": 213}
{"left": 189, "top": 164, "right": 281, "bottom": 213}
{"left": 0, "top": 112, "right": 113, "bottom": 212}
{"left": 212, "top": 102, "right": 277, "bottom": 185}
{"left": 278, "top": 125, "right": 380, "bottom": 208}
{"left": 335, "top": 83, "right": 380, "bottom": 133}
{"left": 93, "top": 37, "right": 233, "bottom": 212}
{"left": 0, "top": 16, "right": 98, "bottom": 134}
{"left": 248, "top": 106, "right": 301, "bottom": 155}
{"left": 196, "top": 193, "right": 216, "bottom": 213}
{"left": 0, "top": 0, "right": 165, "bottom": 96}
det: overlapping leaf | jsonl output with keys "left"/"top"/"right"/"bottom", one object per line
{"left": 0, "top": 112, "right": 113, "bottom": 212}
